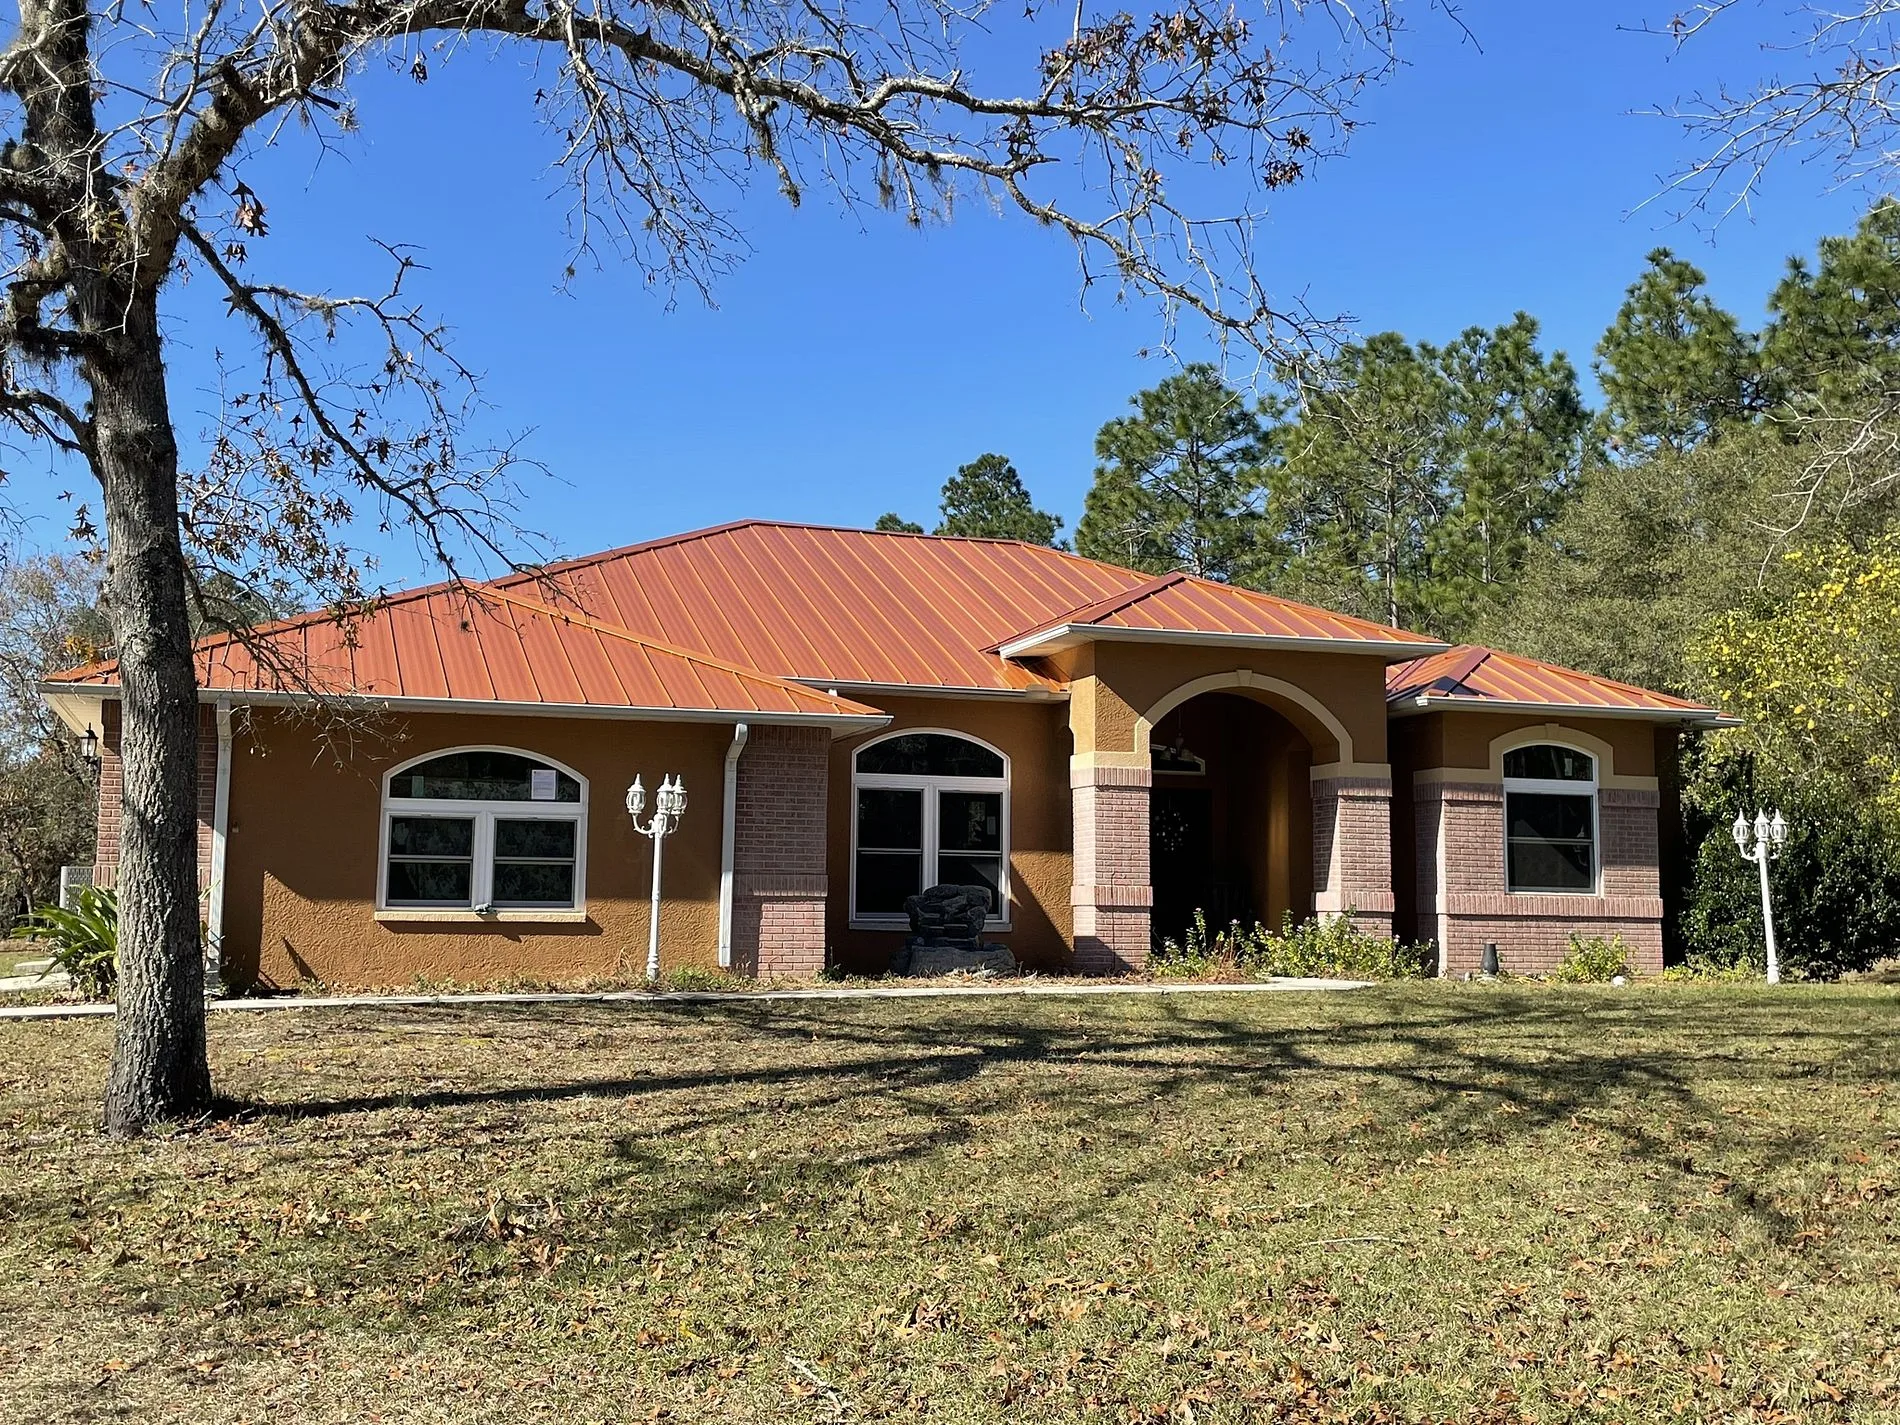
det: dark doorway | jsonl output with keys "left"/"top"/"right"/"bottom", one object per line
{"left": 1147, "top": 691, "right": 1316, "bottom": 950}
{"left": 1150, "top": 787, "right": 1213, "bottom": 948}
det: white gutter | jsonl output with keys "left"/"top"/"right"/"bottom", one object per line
{"left": 715, "top": 722, "right": 750, "bottom": 968}
{"left": 37, "top": 683, "right": 888, "bottom": 737}
{"left": 205, "top": 699, "right": 234, "bottom": 995}
{"left": 1388, "top": 693, "right": 1738, "bottom": 727}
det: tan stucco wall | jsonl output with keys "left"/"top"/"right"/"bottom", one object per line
{"left": 1395, "top": 710, "right": 1659, "bottom": 782}
{"left": 1068, "top": 642, "right": 1393, "bottom": 767}
{"left": 826, "top": 694, "right": 1073, "bottom": 973}
{"left": 222, "top": 708, "right": 738, "bottom": 990}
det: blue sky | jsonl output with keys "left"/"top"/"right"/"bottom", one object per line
{"left": 4, "top": 0, "right": 1878, "bottom": 583}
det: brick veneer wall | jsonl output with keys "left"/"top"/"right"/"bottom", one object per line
{"left": 1311, "top": 775, "right": 1396, "bottom": 936}
{"left": 93, "top": 700, "right": 217, "bottom": 894}
{"left": 1416, "top": 779, "right": 1664, "bottom": 976}
{"left": 731, "top": 724, "right": 830, "bottom": 975}
{"left": 1070, "top": 763, "right": 1153, "bottom": 973}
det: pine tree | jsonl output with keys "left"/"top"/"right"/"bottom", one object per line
{"left": 1262, "top": 319, "right": 1585, "bottom": 637}
{"left": 874, "top": 513, "right": 926, "bottom": 534}
{"left": 1075, "top": 365, "right": 1268, "bottom": 580}
{"left": 1763, "top": 197, "right": 1900, "bottom": 406}
{"left": 1595, "top": 248, "right": 1759, "bottom": 458}
{"left": 935, "top": 455, "right": 1065, "bottom": 545}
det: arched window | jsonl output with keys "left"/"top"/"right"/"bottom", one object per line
{"left": 381, "top": 748, "right": 588, "bottom": 912}
{"left": 852, "top": 731, "right": 1008, "bottom": 925}
{"left": 1502, "top": 743, "right": 1597, "bottom": 893}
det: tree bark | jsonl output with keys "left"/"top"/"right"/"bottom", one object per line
{"left": 91, "top": 291, "right": 212, "bottom": 1136}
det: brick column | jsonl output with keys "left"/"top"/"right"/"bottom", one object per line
{"left": 731, "top": 725, "right": 830, "bottom": 976}
{"left": 1311, "top": 773, "right": 1395, "bottom": 936}
{"left": 1070, "top": 761, "right": 1153, "bottom": 973}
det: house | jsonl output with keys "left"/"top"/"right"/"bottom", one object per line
{"left": 40, "top": 521, "right": 1731, "bottom": 989}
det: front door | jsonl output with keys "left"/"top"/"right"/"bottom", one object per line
{"left": 1150, "top": 787, "right": 1212, "bottom": 949}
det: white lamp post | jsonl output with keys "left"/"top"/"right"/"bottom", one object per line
{"left": 627, "top": 774, "right": 688, "bottom": 982}
{"left": 1731, "top": 807, "right": 1788, "bottom": 984}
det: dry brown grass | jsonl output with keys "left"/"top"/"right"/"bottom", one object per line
{"left": 2, "top": 983, "right": 1897, "bottom": 1423}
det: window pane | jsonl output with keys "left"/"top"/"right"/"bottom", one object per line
{"left": 939, "top": 791, "right": 1002, "bottom": 852}
{"left": 389, "top": 751, "right": 581, "bottom": 802}
{"left": 1508, "top": 839, "right": 1593, "bottom": 892}
{"left": 386, "top": 860, "right": 473, "bottom": 905}
{"left": 938, "top": 853, "right": 1002, "bottom": 914}
{"left": 857, "top": 787, "right": 923, "bottom": 849}
{"left": 1502, "top": 745, "right": 1594, "bottom": 782}
{"left": 855, "top": 733, "right": 1003, "bottom": 779}
{"left": 494, "top": 819, "right": 578, "bottom": 859}
{"left": 493, "top": 862, "right": 576, "bottom": 906}
{"left": 1508, "top": 793, "right": 1593, "bottom": 842}
{"left": 389, "top": 816, "right": 474, "bottom": 858}
{"left": 856, "top": 851, "right": 923, "bottom": 914}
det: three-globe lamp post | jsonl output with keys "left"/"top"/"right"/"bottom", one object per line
{"left": 1731, "top": 808, "right": 1788, "bottom": 985}
{"left": 627, "top": 774, "right": 688, "bottom": 982}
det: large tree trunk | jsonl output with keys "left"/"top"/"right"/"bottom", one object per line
{"left": 92, "top": 292, "right": 212, "bottom": 1136}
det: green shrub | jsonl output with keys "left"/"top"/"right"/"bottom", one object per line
{"left": 1152, "top": 910, "right": 1431, "bottom": 981}
{"left": 1677, "top": 743, "right": 1900, "bottom": 980}
{"left": 10, "top": 886, "right": 118, "bottom": 997}
{"left": 1660, "top": 957, "right": 1763, "bottom": 984}
{"left": 1549, "top": 931, "right": 1631, "bottom": 983}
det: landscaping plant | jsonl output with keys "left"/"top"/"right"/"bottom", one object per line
{"left": 1549, "top": 931, "right": 1632, "bottom": 983}
{"left": 1154, "top": 909, "right": 1431, "bottom": 981}
{"left": 9, "top": 886, "right": 119, "bottom": 998}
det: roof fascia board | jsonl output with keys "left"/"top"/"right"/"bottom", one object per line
{"left": 785, "top": 677, "right": 1069, "bottom": 702}
{"left": 997, "top": 623, "right": 1449, "bottom": 661}
{"left": 1388, "top": 693, "right": 1736, "bottom": 727}
{"left": 37, "top": 683, "right": 892, "bottom": 735}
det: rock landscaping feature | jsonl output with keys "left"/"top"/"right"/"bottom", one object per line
{"left": 888, "top": 884, "right": 1018, "bottom": 976}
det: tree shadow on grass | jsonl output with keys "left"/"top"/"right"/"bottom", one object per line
{"left": 206, "top": 987, "right": 1896, "bottom": 1253}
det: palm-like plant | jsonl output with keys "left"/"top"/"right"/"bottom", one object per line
{"left": 10, "top": 888, "right": 119, "bottom": 998}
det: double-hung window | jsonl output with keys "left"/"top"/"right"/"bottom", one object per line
{"left": 381, "top": 749, "right": 587, "bottom": 912}
{"left": 1502, "top": 744, "right": 1597, "bottom": 893}
{"left": 852, "top": 732, "right": 1008, "bottom": 925}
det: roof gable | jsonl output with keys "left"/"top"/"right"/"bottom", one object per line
{"left": 1385, "top": 645, "right": 1732, "bottom": 724}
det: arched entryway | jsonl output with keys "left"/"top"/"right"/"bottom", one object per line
{"left": 1147, "top": 692, "right": 1315, "bottom": 947}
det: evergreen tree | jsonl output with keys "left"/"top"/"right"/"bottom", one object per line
{"left": 874, "top": 513, "right": 926, "bottom": 534}
{"left": 1594, "top": 248, "right": 1759, "bottom": 457}
{"left": 1262, "top": 317, "right": 1585, "bottom": 636}
{"left": 934, "top": 455, "right": 1065, "bottom": 545}
{"left": 1075, "top": 365, "right": 1269, "bottom": 580}
{"left": 1763, "top": 197, "right": 1900, "bottom": 406}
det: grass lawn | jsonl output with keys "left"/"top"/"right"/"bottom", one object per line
{"left": 2, "top": 985, "right": 1897, "bottom": 1424}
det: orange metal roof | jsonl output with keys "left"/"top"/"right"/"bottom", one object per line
{"left": 1385, "top": 645, "right": 1734, "bottom": 724}
{"left": 992, "top": 569, "right": 1444, "bottom": 656}
{"left": 45, "top": 578, "right": 884, "bottom": 723}
{"left": 48, "top": 523, "right": 1699, "bottom": 723}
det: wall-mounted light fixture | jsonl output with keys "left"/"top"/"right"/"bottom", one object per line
{"left": 78, "top": 725, "right": 100, "bottom": 765}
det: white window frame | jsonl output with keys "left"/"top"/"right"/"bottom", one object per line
{"left": 1501, "top": 743, "right": 1599, "bottom": 896}
{"left": 377, "top": 745, "right": 589, "bottom": 919}
{"left": 849, "top": 728, "right": 1011, "bottom": 931}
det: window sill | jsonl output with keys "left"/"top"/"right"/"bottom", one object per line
{"left": 374, "top": 908, "right": 590, "bottom": 925}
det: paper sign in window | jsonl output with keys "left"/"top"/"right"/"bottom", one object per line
{"left": 530, "top": 768, "right": 558, "bottom": 801}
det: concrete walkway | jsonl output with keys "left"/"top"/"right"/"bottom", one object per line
{"left": 0, "top": 976, "right": 1371, "bottom": 1021}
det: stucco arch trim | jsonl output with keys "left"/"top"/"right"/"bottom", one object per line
{"left": 1486, "top": 723, "right": 1657, "bottom": 792}
{"left": 1134, "top": 669, "right": 1356, "bottom": 768}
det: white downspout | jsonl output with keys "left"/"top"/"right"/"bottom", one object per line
{"left": 716, "top": 722, "right": 750, "bottom": 967}
{"left": 205, "top": 699, "right": 234, "bottom": 996}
